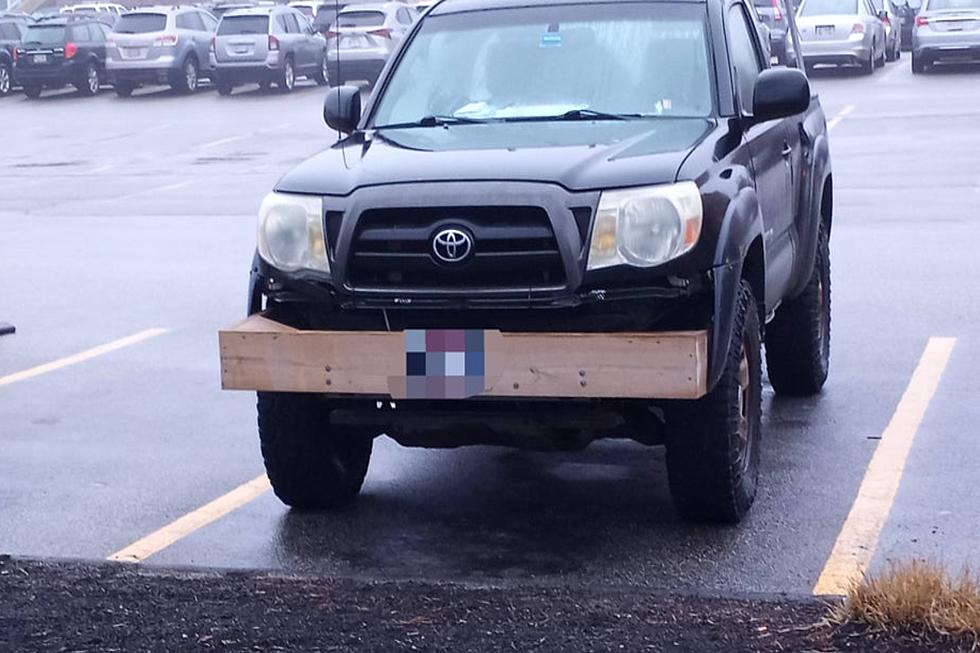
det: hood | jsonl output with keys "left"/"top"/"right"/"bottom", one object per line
{"left": 275, "top": 118, "right": 713, "bottom": 196}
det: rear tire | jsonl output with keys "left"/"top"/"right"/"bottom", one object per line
{"left": 277, "top": 57, "right": 295, "bottom": 93}
{"left": 886, "top": 40, "right": 897, "bottom": 62}
{"left": 0, "top": 62, "right": 11, "bottom": 97}
{"left": 666, "top": 280, "right": 762, "bottom": 524}
{"left": 765, "top": 223, "right": 831, "bottom": 396}
{"left": 75, "top": 62, "right": 100, "bottom": 96}
{"left": 860, "top": 47, "right": 874, "bottom": 74}
{"left": 114, "top": 81, "right": 134, "bottom": 97}
{"left": 875, "top": 42, "right": 886, "bottom": 67}
{"left": 217, "top": 82, "right": 234, "bottom": 96}
{"left": 911, "top": 53, "right": 926, "bottom": 73}
{"left": 172, "top": 57, "right": 199, "bottom": 94}
{"left": 23, "top": 84, "right": 42, "bottom": 99}
{"left": 258, "top": 392, "right": 374, "bottom": 509}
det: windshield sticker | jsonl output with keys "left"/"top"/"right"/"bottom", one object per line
{"left": 540, "top": 32, "right": 562, "bottom": 47}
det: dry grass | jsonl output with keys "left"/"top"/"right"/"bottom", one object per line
{"left": 830, "top": 559, "right": 980, "bottom": 644}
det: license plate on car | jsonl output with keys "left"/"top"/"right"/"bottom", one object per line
{"left": 398, "top": 329, "right": 487, "bottom": 399}
{"left": 33, "top": 54, "right": 48, "bottom": 64}
{"left": 816, "top": 25, "right": 835, "bottom": 37}
{"left": 234, "top": 46, "right": 249, "bottom": 54}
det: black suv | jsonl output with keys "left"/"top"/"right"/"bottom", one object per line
{"left": 219, "top": 0, "right": 833, "bottom": 523}
{"left": 14, "top": 16, "right": 110, "bottom": 98}
{"left": 0, "top": 14, "right": 29, "bottom": 96}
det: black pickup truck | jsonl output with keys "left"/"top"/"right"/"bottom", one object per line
{"left": 219, "top": 0, "right": 833, "bottom": 523}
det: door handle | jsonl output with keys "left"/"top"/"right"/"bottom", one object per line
{"left": 781, "top": 142, "right": 793, "bottom": 157}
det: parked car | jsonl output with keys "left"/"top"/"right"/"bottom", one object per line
{"left": 325, "top": 1, "right": 414, "bottom": 85}
{"left": 753, "top": 0, "right": 793, "bottom": 61}
{"left": 796, "top": 0, "right": 888, "bottom": 72}
{"left": 0, "top": 14, "right": 28, "bottom": 95}
{"left": 61, "top": 3, "right": 127, "bottom": 22}
{"left": 221, "top": 0, "right": 833, "bottom": 525}
{"left": 211, "top": 6, "right": 327, "bottom": 94}
{"left": 210, "top": 1, "right": 256, "bottom": 19}
{"left": 287, "top": 0, "right": 318, "bottom": 18}
{"left": 13, "top": 16, "right": 109, "bottom": 98}
{"left": 911, "top": 0, "right": 980, "bottom": 72}
{"left": 870, "top": 0, "right": 903, "bottom": 58}
{"left": 106, "top": 6, "right": 217, "bottom": 96}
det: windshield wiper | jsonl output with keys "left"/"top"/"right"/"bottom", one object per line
{"left": 500, "top": 109, "right": 643, "bottom": 123}
{"left": 374, "top": 115, "right": 488, "bottom": 129}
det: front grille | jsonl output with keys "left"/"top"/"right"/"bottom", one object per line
{"left": 346, "top": 206, "right": 566, "bottom": 290}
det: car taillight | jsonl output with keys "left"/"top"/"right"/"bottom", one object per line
{"left": 268, "top": 34, "right": 280, "bottom": 51}
{"left": 12, "top": 48, "right": 18, "bottom": 62}
{"left": 915, "top": 15, "right": 929, "bottom": 26}
{"left": 154, "top": 34, "right": 177, "bottom": 46}
{"left": 368, "top": 27, "right": 391, "bottom": 39}
{"left": 851, "top": 22, "right": 865, "bottom": 33}
{"left": 772, "top": 0, "right": 783, "bottom": 21}
{"left": 64, "top": 42, "right": 77, "bottom": 59}
{"left": 324, "top": 29, "right": 338, "bottom": 38}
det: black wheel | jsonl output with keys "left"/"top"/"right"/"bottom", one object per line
{"left": 277, "top": 58, "right": 295, "bottom": 92}
{"left": 114, "top": 81, "right": 134, "bottom": 97}
{"left": 75, "top": 62, "right": 100, "bottom": 96}
{"left": 666, "top": 280, "right": 762, "bottom": 524}
{"left": 23, "top": 84, "right": 42, "bottom": 99}
{"left": 886, "top": 40, "right": 897, "bottom": 62}
{"left": 173, "top": 57, "right": 199, "bottom": 94}
{"left": 217, "top": 82, "right": 234, "bottom": 96}
{"left": 314, "top": 54, "right": 329, "bottom": 86}
{"left": 765, "top": 223, "right": 831, "bottom": 396}
{"left": 258, "top": 80, "right": 272, "bottom": 91}
{"left": 860, "top": 46, "right": 874, "bottom": 74}
{"left": 0, "top": 62, "right": 11, "bottom": 97}
{"left": 875, "top": 42, "right": 886, "bottom": 67}
{"left": 258, "top": 392, "right": 374, "bottom": 509}
{"left": 911, "top": 53, "right": 926, "bottom": 74}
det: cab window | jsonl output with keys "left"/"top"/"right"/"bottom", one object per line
{"left": 727, "top": 4, "right": 763, "bottom": 114}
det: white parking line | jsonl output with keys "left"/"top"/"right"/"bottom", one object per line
{"left": 827, "top": 105, "right": 855, "bottom": 131}
{"left": 198, "top": 134, "right": 252, "bottom": 150}
{"left": 88, "top": 164, "right": 116, "bottom": 175}
{"left": 117, "top": 179, "right": 200, "bottom": 200}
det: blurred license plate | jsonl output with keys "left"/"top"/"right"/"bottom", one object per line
{"left": 341, "top": 35, "right": 367, "bottom": 47}
{"left": 122, "top": 47, "right": 146, "bottom": 59}
{"left": 816, "top": 25, "right": 835, "bottom": 37}
{"left": 234, "top": 47, "right": 249, "bottom": 54}
{"left": 33, "top": 54, "right": 48, "bottom": 63}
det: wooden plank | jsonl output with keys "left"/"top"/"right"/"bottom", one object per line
{"left": 219, "top": 314, "right": 708, "bottom": 400}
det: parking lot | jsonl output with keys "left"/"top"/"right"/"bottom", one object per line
{"left": 2, "top": 58, "right": 980, "bottom": 606}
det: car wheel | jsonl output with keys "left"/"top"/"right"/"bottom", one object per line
{"left": 217, "top": 82, "right": 234, "bottom": 96}
{"left": 860, "top": 46, "right": 874, "bottom": 74}
{"left": 257, "top": 392, "right": 374, "bottom": 509}
{"left": 0, "top": 62, "right": 11, "bottom": 97}
{"left": 173, "top": 57, "right": 199, "bottom": 94}
{"left": 314, "top": 55, "right": 329, "bottom": 86}
{"left": 114, "top": 81, "right": 134, "bottom": 97}
{"left": 666, "top": 280, "right": 762, "bottom": 524}
{"left": 277, "top": 57, "right": 295, "bottom": 93}
{"left": 912, "top": 53, "right": 926, "bottom": 74}
{"left": 23, "top": 84, "right": 42, "bottom": 99}
{"left": 886, "top": 40, "right": 897, "bottom": 62}
{"left": 76, "top": 62, "right": 100, "bottom": 96}
{"left": 764, "top": 223, "right": 831, "bottom": 396}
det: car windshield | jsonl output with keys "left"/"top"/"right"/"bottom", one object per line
{"left": 336, "top": 10, "right": 385, "bottom": 27}
{"left": 218, "top": 15, "right": 269, "bottom": 34}
{"left": 927, "top": 0, "right": 980, "bottom": 9}
{"left": 799, "top": 0, "right": 858, "bottom": 14}
{"left": 372, "top": 3, "right": 713, "bottom": 128}
{"left": 114, "top": 13, "right": 167, "bottom": 33}
{"left": 22, "top": 24, "right": 66, "bottom": 44}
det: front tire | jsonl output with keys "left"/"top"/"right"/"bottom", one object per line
{"left": 23, "top": 84, "right": 42, "bottom": 99}
{"left": 0, "top": 62, "right": 11, "bottom": 97}
{"left": 258, "top": 392, "right": 374, "bottom": 509}
{"left": 313, "top": 54, "right": 329, "bottom": 86}
{"left": 666, "top": 280, "right": 762, "bottom": 524}
{"left": 765, "top": 223, "right": 831, "bottom": 396}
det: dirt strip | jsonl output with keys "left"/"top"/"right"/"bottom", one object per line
{"left": 0, "top": 556, "right": 970, "bottom": 652}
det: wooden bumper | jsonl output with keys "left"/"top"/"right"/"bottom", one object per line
{"left": 219, "top": 314, "right": 708, "bottom": 400}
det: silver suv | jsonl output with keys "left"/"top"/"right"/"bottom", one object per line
{"left": 211, "top": 6, "right": 328, "bottom": 94}
{"left": 107, "top": 6, "right": 218, "bottom": 96}
{"left": 326, "top": 2, "right": 415, "bottom": 86}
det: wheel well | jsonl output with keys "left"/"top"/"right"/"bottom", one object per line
{"left": 741, "top": 236, "right": 766, "bottom": 321}
{"left": 820, "top": 175, "right": 833, "bottom": 236}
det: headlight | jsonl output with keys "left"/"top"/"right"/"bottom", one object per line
{"left": 587, "top": 182, "right": 702, "bottom": 271}
{"left": 257, "top": 192, "right": 330, "bottom": 273}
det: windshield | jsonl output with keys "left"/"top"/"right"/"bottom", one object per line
{"left": 372, "top": 3, "right": 712, "bottom": 128}
{"left": 218, "top": 15, "right": 268, "bottom": 34}
{"left": 927, "top": 0, "right": 980, "bottom": 9}
{"left": 22, "top": 24, "right": 66, "bottom": 45}
{"left": 114, "top": 13, "right": 167, "bottom": 33}
{"left": 799, "top": 0, "right": 858, "bottom": 14}
{"left": 337, "top": 10, "right": 385, "bottom": 27}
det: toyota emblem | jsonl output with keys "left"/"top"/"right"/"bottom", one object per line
{"left": 432, "top": 228, "right": 474, "bottom": 264}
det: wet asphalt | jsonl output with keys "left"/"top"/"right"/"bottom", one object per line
{"left": 1, "top": 61, "right": 980, "bottom": 596}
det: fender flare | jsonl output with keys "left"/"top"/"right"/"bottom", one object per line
{"left": 708, "top": 184, "right": 765, "bottom": 390}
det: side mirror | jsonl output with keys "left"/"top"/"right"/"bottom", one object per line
{"left": 323, "top": 85, "right": 361, "bottom": 134}
{"left": 752, "top": 68, "right": 810, "bottom": 122}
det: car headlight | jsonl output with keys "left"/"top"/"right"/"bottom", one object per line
{"left": 257, "top": 192, "right": 330, "bottom": 273}
{"left": 587, "top": 182, "right": 702, "bottom": 271}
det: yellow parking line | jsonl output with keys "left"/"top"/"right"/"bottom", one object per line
{"left": 107, "top": 474, "right": 271, "bottom": 563}
{"left": 813, "top": 337, "right": 956, "bottom": 596}
{"left": 0, "top": 328, "right": 169, "bottom": 388}
{"left": 827, "top": 105, "right": 854, "bottom": 132}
